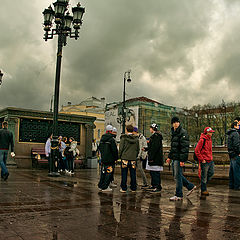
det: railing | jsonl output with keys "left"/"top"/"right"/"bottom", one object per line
{"left": 164, "top": 150, "right": 230, "bottom": 172}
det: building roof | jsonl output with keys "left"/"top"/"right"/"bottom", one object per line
{"left": 125, "top": 96, "right": 162, "bottom": 105}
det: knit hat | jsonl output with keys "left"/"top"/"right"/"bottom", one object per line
{"left": 171, "top": 116, "right": 180, "bottom": 124}
{"left": 106, "top": 125, "right": 113, "bottom": 132}
{"left": 133, "top": 127, "right": 138, "bottom": 132}
{"left": 150, "top": 123, "right": 158, "bottom": 131}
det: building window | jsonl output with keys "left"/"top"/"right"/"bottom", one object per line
{"left": 19, "top": 118, "right": 80, "bottom": 143}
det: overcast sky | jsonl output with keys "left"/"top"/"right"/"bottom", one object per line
{"left": 1, "top": 0, "right": 240, "bottom": 111}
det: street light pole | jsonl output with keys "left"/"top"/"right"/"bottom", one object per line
{"left": 222, "top": 99, "right": 227, "bottom": 146}
{"left": 122, "top": 70, "right": 131, "bottom": 134}
{"left": 0, "top": 70, "right": 3, "bottom": 86}
{"left": 42, "top": 0, "right": 85, "bottom": 176}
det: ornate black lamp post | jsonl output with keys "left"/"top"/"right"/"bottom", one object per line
{"left": 0, "top": 70, "right": 3, "bottom": 86}
{"left": 222, "top": 99, "right": 227, "bottom": 146}
{"left": 122, "top": 70, "right": 131, "bottom": 134}
{"left": 42, "top": 0, "right": 85, "bottom": 176}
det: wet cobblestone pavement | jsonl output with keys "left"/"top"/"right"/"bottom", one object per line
{"left": 0, "top": 169, "right": 240, "bottom": 240}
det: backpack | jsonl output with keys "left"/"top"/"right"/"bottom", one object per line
{"left": 193, "top": 138, "right": 206, "bottom": 161}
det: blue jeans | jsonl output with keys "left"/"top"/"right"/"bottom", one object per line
{"left": 172, "top": 160, "right": 194, "bottom": 197}
{"left": 229, "top": 157, "right": 240, "bottom": 190}
{"left": 0, "top": 150, "right": 8, "bottom": 177}
{"left": 121, "top": 160, "right": 137, "bottom": 191}
{"left": 201, "top": 161, "right": 214, "bottom": 192}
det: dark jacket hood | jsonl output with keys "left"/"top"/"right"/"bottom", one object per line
{"left": 101, "top": 133, "right": 114, "bottom": 142}
{"left": 227, "top": 128, "right": 237, "bottom": 135}
{"left": 120, "top": 134, "right": 138, "bottom": 144}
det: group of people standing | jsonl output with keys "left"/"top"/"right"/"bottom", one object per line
{"left": 45, "top": 135, "right": 79, "bottom": 175}
{"left": 97, "top": 116, "right": 219, "bottom": 201}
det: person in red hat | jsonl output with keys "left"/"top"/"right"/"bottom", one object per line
{"left": 195, "top": 127, "right": 215, "bottom": 196}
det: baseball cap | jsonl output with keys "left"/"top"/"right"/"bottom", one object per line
{"left": 133, "top": 127, "right": 138, "bottom": 132}
{"left": 204, "top": 127, "right": 215, "bottom": 134}
{"left": 150, "top": 123, "right": 158, "bottom": 131}
{"left": 112, "top": 127, "right": 117, "bottom": 133}
{"left": 106, "top": 125, "right": 113, "bottom": 132}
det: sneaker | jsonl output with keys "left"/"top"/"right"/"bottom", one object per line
{"left": 120, "top": 189, "right": 127, "bottom": 193}
{"left": 130, "top": 189, "right": 136, "bottom": 193}
{"left": 3, "top": 173, "right": 9, "bottom": 181}
{"left": 201, "top": 191, "right": 209, "bottom": 196}
{"left": 149, "top": 188, "right": 161, "bottom": 193}
{"left": 187, "top": 186, "right": 196, "bottom": 196}
{"left": 102, "top": 187, "right": 112, "bottom": 192}
{"left": 141, "top": 185, "right": 149, "bottom": 189}
{"left": 145, "top": 186, "right": 155, "bottom": 191}
{"left": 109, "top": 182, "right": 117, "bottom": 188}
{"left": 170, "top": 196, "right": 183, "bottom": 201}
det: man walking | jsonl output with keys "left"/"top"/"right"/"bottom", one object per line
{"left": 195, "top": 127, "right": 215, "bottom": 196}
{"left": 119, "top": 125, "right": 139, "bottom": 192}
{"left": 166, "top": 117, "right": 196, "bottom": 201}
{"left": 98, "top": 125, "right": 118, "bottom": 192}
{"left": 133, "top": 127, "right": 149, "bottom": 188}
{"left": 0, "top": 121, "right": 15, "bottom": 181}
{"left": 227, "top": 121, "right": 240, "bottom": 190}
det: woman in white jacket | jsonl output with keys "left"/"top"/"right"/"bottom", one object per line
{"left": 68, "top": 137, "right": 79, "bottom": 174}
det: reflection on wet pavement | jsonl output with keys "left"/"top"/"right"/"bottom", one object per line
{"left": 0, "top": 169, "right": 239, "bottom": 240}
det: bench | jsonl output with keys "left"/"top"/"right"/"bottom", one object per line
{"left": 31, "top": 147, "right": 48, "bottom": 168}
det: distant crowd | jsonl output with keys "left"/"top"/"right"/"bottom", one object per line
{"left": 45, "top": 135, "right": 79, "bottom": 175}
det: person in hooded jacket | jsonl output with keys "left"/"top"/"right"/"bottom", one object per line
{"left": 166, "top": 117, "right": 196, "bottom": 201}
{"left": 195, "top": 127, "right": 215, "bottom": 195}
{"left": 98, "top": 125, "right": 119, "bottom": 192}
{"left": 227, "top": 121, "right": 240, "bottom": 190}
{"left": 68, "top": 137, "right": 79, "bottom": 175}
{"left": 143, "top": 123, "right": 163, "bottom": 193}
{"left": 119, "top": 124, "right": 139, "bottom": 192}
{"left": 133, "top": 127, "right": 149, "bottom": 188}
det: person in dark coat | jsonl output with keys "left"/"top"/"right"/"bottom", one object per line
{"left": 227, "top": 121, "right": 240, "bottom": 190}
{"left": 0, "top": 121, "right": 15, "bottom": 181}
{"left": 98, "top": 125, "right": 118, "bottom": 192}
{"left": 166, "top": 117, "right": 196, "bottom": 201}
{"left": 144, "top": 123, "right": 163, "bottom": 193}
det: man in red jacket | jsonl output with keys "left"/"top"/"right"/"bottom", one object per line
{"left": 195, "top": 127, "right": 215, "bottom": 196}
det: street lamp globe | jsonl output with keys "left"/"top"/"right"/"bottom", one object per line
{"left": 43, "top": 6, "right": 55, "bottom": 31}
{"left": 53, "top": 0, "right": 68, "bottom": 23}
{"left": 64, "top": 12, "right": 73, "bottom": 30}
{"left": 72, "top": 3, "right": 85, "bottom": 29}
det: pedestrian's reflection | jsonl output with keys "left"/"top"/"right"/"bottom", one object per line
{"left": 165, "top": 199, "right": 194, "bottom": 240}
{"left": 146, "top": 194, "right": 162, "bottom": 239}
{"left": 191, "top": 199, "right": 212, "bottom": 240}
{"left": 223, "top": 193, "right": 240, "bottom": 238}
{"left": 98, "top": 192, "right": 117, "bottom": 238}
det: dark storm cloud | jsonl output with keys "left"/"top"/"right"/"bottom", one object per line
{"left": 0, "top": 0, "right": 239, "bottom": 110}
